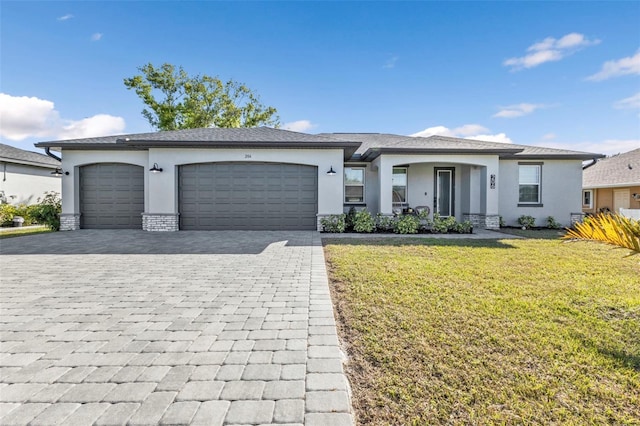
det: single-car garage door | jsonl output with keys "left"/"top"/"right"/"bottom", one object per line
{"left": 180, "top": 162, "right": 317, "bottom": 230}
{"left": 80, "top": 163, "right": 144, "bottom": 229}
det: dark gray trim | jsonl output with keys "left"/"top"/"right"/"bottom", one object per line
{"left": 434, "top": 167, "right": 455, "bottom": 217}
{"left": 518, "top": 163, "right": 542, "bottom": 205}
{"left": 361, "top": 147, "right": 523, "bottom": 161}
{"left": 518, "top": 161, "right": 544, "bottom": 165}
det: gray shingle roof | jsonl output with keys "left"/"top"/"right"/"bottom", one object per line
{"left": 321, "top": 133, "right": 601, "bottom": 160}
{"left": 35, "top": 127, "right": 361, "bottom": 160}
{"left": 0, "top": 143, "right": 60, "bottom": 168}
{"left": 37, "top": 127, "right": 351, "bottom": 146}
{"left": 583, "top": 148, "right": 640, "bottom": 188}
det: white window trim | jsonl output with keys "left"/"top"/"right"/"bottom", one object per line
{"left": 518, "top": 163, "right": 543, "bottom": 206}
{"left": 344, "top": 167, "right": 365, "bottom": 204}
{"left": 583, "top": 189, "right": 593, "bottom": 208}
{"left": 392, "top": 167, "right": 408, "bottom": 205}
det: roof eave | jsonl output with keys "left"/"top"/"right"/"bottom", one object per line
{"left": 0, "top": 157, "right": 60, "bottom": 169}
{"left": 583, "top": 182, "right": 640, "bottom": 189}
{"left": 35, "top": 139, "right": 361, "bottom": 161}
{"left": 504, "top": 153, "right": 605, "bottom": 160}
{"left": 358, "top": 147, "right": 523, "bottom": 161}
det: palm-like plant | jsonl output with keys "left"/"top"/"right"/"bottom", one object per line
{"left": 564, "top": 213, "right": 640, "bottom": 256}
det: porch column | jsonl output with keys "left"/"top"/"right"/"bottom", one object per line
{"left": 484, "top": 157, "right": 500, "bottom": 229}
{"left": 377, "top": 157, "right": 393, "bottom": 215}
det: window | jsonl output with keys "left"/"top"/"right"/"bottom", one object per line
{"left": 344, "top": 167, "right": 365, "bottom": 203}
{"left": 583, "top": 190, "right": 593, "bottom": 208}
{"left": 392, "top": 167, "right": 407, "bottom": 204}
{"left": 518, "top": 163, "right": 541, "bottom": 205}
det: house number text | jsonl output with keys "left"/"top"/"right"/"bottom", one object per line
{"left": 245, "top": 154, "right": 252, "bottom": 159}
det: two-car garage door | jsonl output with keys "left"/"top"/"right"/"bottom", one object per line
{"left": 179, "top": 162, "right": 318, "bottom": 230}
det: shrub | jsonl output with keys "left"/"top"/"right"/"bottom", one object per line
{"left": 353, "top": 210, "right": 375, "bottom": 233}
{"left": 0, "top": 203, "right": 36, "bottom": 226}
{"left": 518, "top": 215, "right": 536, "bottom": 229}
{"left": 376, "top": 214, "right": 395, "bottom": 233}
{"left": 345, "top": 206, "right": 357, "bottom": 231}
{"left": 320, "top": 214, "right": 346, "bottom": 233}
{"left": 564, "top": 213, "right": 639, "bottom": 256}
{"left": 499, "top": 216, "right": 506, "bottom": 228}
{"left": 29, "top": 191, "right": 62, "bottom": 230}
{"left": 454, "top": 220, "right": 473, "bottom": 234}
{"left": 394, "top": 214, "right": 419, "bottom": 234}
{"left": 546, "top": 216, "right": 561, "bottom": 229}
{"left": 0, "top": 204, "right": 18, "bottom": 226}
{"left": 432, "top": 213, "right": 457, "bottom": 234}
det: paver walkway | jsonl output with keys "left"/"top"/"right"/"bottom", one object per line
{"left": 0, "top": 231, "right": 352, "bottom": 425}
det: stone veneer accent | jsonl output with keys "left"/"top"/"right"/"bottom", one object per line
{"left": 570, "top": 212, "right": 585, "bottom": 225}
{"left": 463, "top": 213, "right": 500, "bottom": 230}
{"left": 60, "top": 213, "right": 80, "bottom": 231}
{"left": 142, "top": 213, "right": 180, "bottom": 232}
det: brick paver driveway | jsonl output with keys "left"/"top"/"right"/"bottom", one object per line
{"left": 0, "top": 230, "right": 352, "bottom": 425}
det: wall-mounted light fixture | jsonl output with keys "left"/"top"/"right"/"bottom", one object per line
{"left": 150, "top": 163, "right": 163, "bottom": 173}
{"left": 51, "top": 168, "right": 69, "bottom": 176}
{"left": 326, "top": 166, "right": 336, "bottom": 176}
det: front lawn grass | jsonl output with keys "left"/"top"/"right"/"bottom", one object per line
{"left": 0, "top": 226, "right": 52, "bottom": 239}
{"left": 324, "top": 237, "right": 639, "bottom": 425}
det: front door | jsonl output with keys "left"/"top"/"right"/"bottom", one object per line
{"left": 434, "top": 167, "right": 455, "bottom": 217}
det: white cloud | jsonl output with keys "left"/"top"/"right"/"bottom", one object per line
{"left": 58, "top": 115, "right": 126, "bottom": 140}
{"left": 587, "top": 50, "right": 640, "bottom": 81}
{"left": 538, "top": 139, "right": 640, "bottom": 156}
{"left": 493, "top": 103, "right": 546, "bottom": 118}
{"left": 383, "top": 56, "right": 398, "bottom": 69}
{"left": 282, "top": 120, "right": 317, "bottom": 133}
{"left": 410, "top": 124, "right": 512, "bottom": 143}
{"left": 613, "top": 92, "right": 640, "bottom": 109}
{"left": 467, "top": 133, "right": 513, "bottom": 144}
{"left": 542, "top": 133, "right": 557, "bottom": 141}
{"left": 504, "top": 32, "right": 600, "bottom": 71}
{"left": 451, "top": 124, "right": 489, "bottom": 136}
{"left": 91, "top": 33, "right": 103, "bottom": 41}
{"left": 0, "top": 93, "right": 125, "bottom": 141}
{"left": 57, "top": 14, "right": 74, "bottom": 21}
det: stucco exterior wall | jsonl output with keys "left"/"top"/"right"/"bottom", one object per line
{"left": 0, "top": 162, "right": 61, "bottom": 205}
{"left": 499, "top": 159, "right": 583, "bottom": 227}
{"left": 60, "top": 150, "right": 149, "bottom": 215}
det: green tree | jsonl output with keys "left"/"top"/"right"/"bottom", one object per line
{"left": 124, "top": 63, "right": 280, "bottom": 130}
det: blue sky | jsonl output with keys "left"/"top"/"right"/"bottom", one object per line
{"left": 1, "top": 1, "right": 639, "bottom": 155}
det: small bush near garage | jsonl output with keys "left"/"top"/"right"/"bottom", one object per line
{"left": 321, "top": 214, "right": 347, "bottom": 233}
{"left": 0, "top": 204, "right": 35, "bottom": 226}
{"left": 0, "top": 192, "right": 61, "bottom": 230}
{"left": 29, "top": 192, "right": 62, "bottom": 230}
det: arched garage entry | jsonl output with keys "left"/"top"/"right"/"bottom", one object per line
{"left": 79, "top": 163, "right": 144, "bottom": 229}
{"left": 179, "top": 162, "right": 318, "bottom": 230}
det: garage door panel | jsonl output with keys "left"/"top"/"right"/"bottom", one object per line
{"left": 80, "top": 163, "right": 144, "bottom": 229}
{"left": 180, "top": 162, "right": 317, "bottom": 230}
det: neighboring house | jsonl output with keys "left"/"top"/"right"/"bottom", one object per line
{"left": 582, "top": 148, "right": 640, "bottom": 215}
{"left": 34, "top": 127, "right": 602, "bottom": 232}
{"left": 0, "top": 143, "right": 61, "bottom": 205}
